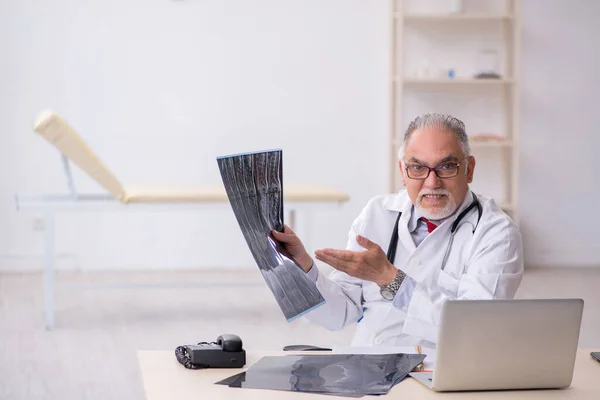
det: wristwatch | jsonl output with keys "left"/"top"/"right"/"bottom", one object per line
{"left": 380, "top": 269, "right": 406, "bottom": 300}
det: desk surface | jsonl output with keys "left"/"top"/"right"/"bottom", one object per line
{"left": 137, "top": 349, "right": 599, "bottom": 399}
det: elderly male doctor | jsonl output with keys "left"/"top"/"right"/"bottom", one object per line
{"left": 273, "top": 113, "right": 524, "bottom": 348}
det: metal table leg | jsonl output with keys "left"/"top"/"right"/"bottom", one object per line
{"left": 44, "top": 212, "right": 55, "bottom": 330}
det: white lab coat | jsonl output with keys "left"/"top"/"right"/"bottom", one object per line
{"left": 305, "top": 190, "right": 523, "bottom": 347}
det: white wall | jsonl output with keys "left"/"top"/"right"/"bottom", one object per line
{"left": 1, "top": 0, "right": 599, "bottom": 270}
{"left": 0, "top": 0, "right": 390, "bottom": 270}
{"left": 519, "top": 0, "right": 600, "bottom": 266}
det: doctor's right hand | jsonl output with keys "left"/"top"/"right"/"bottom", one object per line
{"left": 271, "top": 225, "right": 314, "bottom": 273}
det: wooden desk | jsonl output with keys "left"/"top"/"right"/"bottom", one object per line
{"left": 137, "top": 349, "right": 600, "bottom": 399}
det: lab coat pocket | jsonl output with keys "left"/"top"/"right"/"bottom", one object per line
{"left": 436, "top": 270, "right": 460, "bottom": 297}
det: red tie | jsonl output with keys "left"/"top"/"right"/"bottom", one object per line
{"left": 420, "top": 217, "right": 438, "bottom": 233}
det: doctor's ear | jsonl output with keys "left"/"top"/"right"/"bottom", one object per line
{"left": 466, "top": 156, "right": 476, "bottom": 183}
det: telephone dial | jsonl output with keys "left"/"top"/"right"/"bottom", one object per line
{"left": 175, "top": 334, "right": 246, "bottom": 369}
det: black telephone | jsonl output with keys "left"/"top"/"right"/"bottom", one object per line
{"left": 175, "top": 334, "right": 246, "bottom": 369}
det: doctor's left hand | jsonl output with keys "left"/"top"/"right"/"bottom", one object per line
{"left": 315, "top": 235, "right": 398, "bottom": 286}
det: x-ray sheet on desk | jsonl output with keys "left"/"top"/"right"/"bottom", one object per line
{"left": 216, "top": 353, "right": 426, "bottom": 397}
{"left": 217, "top": 149, "right": 325, "bottom": 321}
{"left": 334, "top": 345, "right": 437, "bottom": 370}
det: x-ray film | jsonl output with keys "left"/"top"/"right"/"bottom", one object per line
{"left": 217, "top": 149, "right": 325, "bottom": 321}
{"left": 219, "top": 353, "right": 426, "bottom": 396}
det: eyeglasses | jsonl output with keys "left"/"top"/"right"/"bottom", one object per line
{"left": 405, "top": 161, "right": 464, "bottom": 180}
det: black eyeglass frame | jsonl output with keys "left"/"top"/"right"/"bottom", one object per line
{"left": 404, "top": 160, "right": 465, "bottom": 180}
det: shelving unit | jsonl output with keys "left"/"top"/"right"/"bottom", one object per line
{"left": 390, "top": 0, "right": 520, "bottom": 222}
{"left": 401, "top": 13, "right": 513, "bottom": 22}
{"left": 402, "top": 78, "right": 514, "bottom": 86}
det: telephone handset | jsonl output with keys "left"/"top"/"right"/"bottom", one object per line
{"left": 216, "top": 334, "right": 243, "bottom": 352}
{"left": 175, "top": 334, "right": 246, "bottom": 369}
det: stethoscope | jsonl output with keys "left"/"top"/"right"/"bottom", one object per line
{"left": 386, "top": 192, "right": 483, "bottom": 271}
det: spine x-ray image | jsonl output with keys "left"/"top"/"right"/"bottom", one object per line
{"left": 217, "top": 149, "right": 325, "bottom": 321}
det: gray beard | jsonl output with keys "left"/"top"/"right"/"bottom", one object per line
{"left": 416, "top": 195, "right": 458, "bottom": 221}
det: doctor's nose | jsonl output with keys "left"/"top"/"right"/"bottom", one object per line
{"left": 423, "top": 169, "right": 442, "bottom": 188}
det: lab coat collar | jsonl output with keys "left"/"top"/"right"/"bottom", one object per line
{"left": 448, "top": 190, "right": 475, "bottom": 224}
{"left": 382, "top": 189, "right": 410, "bottom": 212}
{"left": 382, "top": 190, "right": 416, "bottom": 253}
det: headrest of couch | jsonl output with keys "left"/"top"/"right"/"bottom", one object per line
{"left": 33, "top": 110, "right": 126, "bottom": 200}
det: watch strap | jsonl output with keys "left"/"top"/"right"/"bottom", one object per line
{"left": 380, "top": 269, "right": 406, "bottom": 298}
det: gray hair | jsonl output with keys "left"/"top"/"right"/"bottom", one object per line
{"left": 397, "top": 113, "right": 471, "bottom": 161}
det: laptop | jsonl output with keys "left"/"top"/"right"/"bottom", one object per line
{"left": 410, "top": 298, "right": 584, "bottom": 392}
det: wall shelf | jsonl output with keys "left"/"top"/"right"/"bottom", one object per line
{"left": 391, "top": 0, "right": 521, "bottom": 222}
{"left": 401, "top": 78, "right": 514, "bottom": 86}
{"left": 400, "top": 13, "right": 513, "bottom": 22}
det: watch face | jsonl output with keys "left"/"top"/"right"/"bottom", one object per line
{"left": 380, "top": 288, "right": 394, "bottom": 300}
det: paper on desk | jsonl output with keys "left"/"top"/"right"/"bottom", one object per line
{"left": 332, "top": 346, "right": 437, "bottom": 370}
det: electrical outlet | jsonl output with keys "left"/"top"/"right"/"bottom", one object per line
{"left": 32, "top": 217, "right": 45, "bottom": 232}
